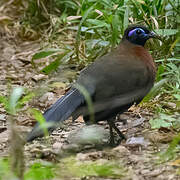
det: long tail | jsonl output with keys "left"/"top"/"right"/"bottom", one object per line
{"left": 27, "top": 88, "right": 85, "bottom": 142}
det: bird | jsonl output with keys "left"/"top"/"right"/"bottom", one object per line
{"left": 27, "top": 25, "right": 160, "bottom": 145}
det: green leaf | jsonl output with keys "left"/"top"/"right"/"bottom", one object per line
{"left": 149, "top": 118, "right": 172, "bottom": 129}
{"left": 31, "top": 49, "right": 63, "bottom": 67}
{"left": 32, "top": 49, "right": 62, "bottom": 60}
{"left": 0, "top": 96, "right": 9, "bottom": 113}
{"left": 155, "top": 29, "right": 178, "bottom": 36}
{"left": 41, "top": 56, "right": 63, "bottom": 74}
{"left": 58, "top": 157, "right": 125, "bottom": 178}
{"left": 0, "top": 158, "right": 12, "bottom": 180}
{"left": 155, "top": 58, "right": 180, "bottom": 62}
{"left": 19, "top": 92, "right": 36, "bottom": 105}
{"left": 87, "top": 19, "right": 108, "bottom": 27}
{"left": 25, "top": 162, "right": 55, "bottom": 180}
{"left": 150, "top": 113, "right": 176, "bottom": 129}
{"left": 174, "top": 94, "right": 180, "bottom": 101}
{"left": 123, "top": 5, "right": 129, "bottom": 31}
{"left": 156, "top": 64, "right": 165, "bottom": 81}
{"left": 9, "top": 87, "right": 24, "bottom": 115}
{"left": 160, "top": 133, "right": 180, "bottom": 162}
{"left": 74, "top": 84, "right": 94, "bottom": 123}
{"left": 67, "top": 26, "right": 95, "bottom": 33}
{"left": 143, "top": 79, "right": 167, "bottom": 102}
{"left": 86, "top": 39, "right": 109, "bottom": 48}
{"left": 75, "top": 4, "right": 96, "bottom": 58}
{"left": 111, "top": 14, "right": 119, "bottom": 47}
{"left": 16, "top": 92, "right": 36, "bottom": 109}
{"left": 76, "top": 5, "right": 96, "bottom": 42}
{"left": 41, "top": 50, "right": 73, "bottom": 74}
{"left": 160, "top": 114, "right": 176, "bottom": 121}
{"left": 29, "top": 108, "right": 49, "bottom": 137}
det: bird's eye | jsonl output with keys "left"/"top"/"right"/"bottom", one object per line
{"left": 136, "top": 29, "right": 142, "bottom": 34}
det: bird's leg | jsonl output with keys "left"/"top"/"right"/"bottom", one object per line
{"left": 107, "top": 120, "right": 115, "bottom": 146}
{"left": 107, "top": 117, "right": 126, "bottom": 146}
{"left": 110, "top": 121, "right": 126, "bottom": 141}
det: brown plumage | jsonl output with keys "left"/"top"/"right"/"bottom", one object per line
{"left": 27, "top": 25, "right": 160, "bottom": 145}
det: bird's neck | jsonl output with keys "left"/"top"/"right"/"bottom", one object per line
{"left": 120, "top": 40, "right": 156, "bottom": 79}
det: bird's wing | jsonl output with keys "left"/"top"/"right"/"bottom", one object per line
{"left": 74, "top": 45, "right": 155, "bottom": 117}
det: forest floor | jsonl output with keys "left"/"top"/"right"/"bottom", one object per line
{"left": 0, "top": 29, "right": 180, "bottom": 180}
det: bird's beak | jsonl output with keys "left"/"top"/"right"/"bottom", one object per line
{"left": 148, "top": 31, "right": 162, "bottom": 40}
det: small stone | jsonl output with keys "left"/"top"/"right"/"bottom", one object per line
{"left": 112, "top": 145, "right": 130, "bottom": 156}
{"left": 62, "top": 144, "right": 81, "bottom": 153}
{"left": 76, "top": 153, "right": 88, "bottom": 161}
{"left": 52, "top": 142, "right": 63, "bottom": 150}
{"left": 167, "top": 102, "right": 176, "bottom": 109}
{"left": 32, "top": 74, "right": 47, "bottom": 81}
{"left": 67, "top": 124, "right": 109, "bottom": 146}
{"left": 132, "top": 118, "right": 145, "bottom": 127}
{"left": 39, "top": 92, "right": 55, "bottom": 103}
{"left": 141, "top": 169, "right": 151, "bottom": 175}
{"left": 0, "top": 114, "right": 6, "bottom": 121}
{"left": 25, "top": 72, "right": 32, "bottom": 80}
{"left": 2, "top": 46, "right": 15, "bottom": 60}
{"left": 0, "top": 130, "right": 9, "bottom": 143}
{"left": 126, "top": 137, "right": 149, "bottom": 148}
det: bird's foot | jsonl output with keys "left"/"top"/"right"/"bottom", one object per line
{"left": 108, "top": 136, "right": 116, "bottom": 147}
{"left": 110, "top": 135, "right": 126, "bottom": 146}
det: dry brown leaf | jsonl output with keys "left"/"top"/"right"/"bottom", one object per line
{"left": 169, "top": 159, "right": 180, "bottom": 167}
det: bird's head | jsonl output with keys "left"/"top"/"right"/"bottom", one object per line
{"left": 123, "top": 25, "right": 161, "bottom": 46}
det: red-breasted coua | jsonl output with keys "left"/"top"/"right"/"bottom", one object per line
{"left": 27, "top": 25, "right": 160, "bottom": 145}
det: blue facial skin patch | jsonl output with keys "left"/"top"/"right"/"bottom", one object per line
{"left": 128, "top": 29, "right": 137, "bottom": 37}
{"left": 128, "top": 28, "right": 145, "bottom": 37}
